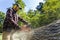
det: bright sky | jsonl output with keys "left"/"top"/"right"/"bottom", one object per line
{"left": 0, "top": 0, "right": 44, "bottom": 13}
{"left": 23, "top": 0, "right": 44, "bottom": 12}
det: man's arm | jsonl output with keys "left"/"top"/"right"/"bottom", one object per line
{"left": 18, "top": 16, "right": 28, "bottom": 25}
{"left": 6, "top": 8, "right": 19, "bottom": 27}
{"left": 18, "top": 16, "right": 31, "bottom": 28}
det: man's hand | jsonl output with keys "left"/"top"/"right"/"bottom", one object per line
{"left": 25, "top": 23, "right": 31, "bottom": 28}
{"left": 18, "top": 16, "right": 29, "bottom": 24}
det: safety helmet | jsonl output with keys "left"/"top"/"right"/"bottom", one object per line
{"left": 13, "top": 3, "right": 22, "bottom": 10}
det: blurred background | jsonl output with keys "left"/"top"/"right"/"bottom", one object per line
{"left": 0, "top": 0, "right": 60, "bottom": 40}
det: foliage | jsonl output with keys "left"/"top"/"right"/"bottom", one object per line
{"left": 16, "top": 0, "right": 60, "bottom": 28}
{"left": 0, "top": 33, "right": 2, "bottom": 40}
{"left": 15, "top": 0, "right": 25, "bottom": 9}
{"left": 0, "top": 12, "right": 5, "bottom": 33}
{"left": 42, "top": 0, "right": 60, "bottom": 21}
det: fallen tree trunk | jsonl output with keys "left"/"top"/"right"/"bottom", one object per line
{"left": 3, "top": 19, "right": 60, "bottom": 40}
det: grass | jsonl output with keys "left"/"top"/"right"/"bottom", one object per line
{"left": 0, "top": 33, "right": 2, "bottom": 40}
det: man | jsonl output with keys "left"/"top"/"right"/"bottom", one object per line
{"left": 3, "top": 4, "right": 28, "bottom": 32}
{"left": 2, "top": 4, "right": 31, "bottom": 40}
